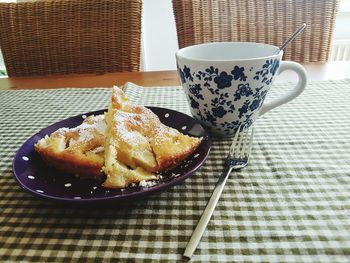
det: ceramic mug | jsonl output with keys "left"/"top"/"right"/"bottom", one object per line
{"left": 176, "top": 42, "right": 307, "bottom": 137}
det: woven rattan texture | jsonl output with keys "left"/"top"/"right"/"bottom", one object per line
{"left": 1, "top": 81, "right": 350, "bottom": 262}
{"left": 172, "top": 0, "right": 339, "bottom": 62}
{"left": 0, "top": 0, "right": 142, "bottom": 77}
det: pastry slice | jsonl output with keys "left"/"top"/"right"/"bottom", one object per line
{"left": 102, "top": 86, "right": 202, "bottom": 188}
{"left": 35, "top": 114, "right": 106, "bottom": 178}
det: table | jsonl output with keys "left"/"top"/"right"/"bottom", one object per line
{"left": 1, "top": 63, "right": 350, "bottom": 262}
{"left": 1, "top": 61, "right": 350, "bottom": 90}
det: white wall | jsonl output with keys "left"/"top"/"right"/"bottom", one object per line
{"left": 141, "top": 0, "right": 178, "bottom": 71}
{"left": 333, "top": 0, "right": 350, "bottom": 40}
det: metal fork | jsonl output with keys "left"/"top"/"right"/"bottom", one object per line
{"left": 183, "top": 125, "right": 254, "bottom": 259}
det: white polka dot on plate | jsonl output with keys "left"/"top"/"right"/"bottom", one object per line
{"left": 181, "top": 126, "right": 187, "bottom": 130}
{"left": 165, "top": 113, "right": 170, "bottom": 118}
{"left": 64, "top": 183, "right": 72, "bottom": 187}
{"left": 82, "top": 115, "right": 87, "bottom": 119}
{"left": 28, "top": 175, "right": 35, "bottom": 180}
{"left": 22, "top": 156, "right": 29, "bottom": 161}
{"left": 194, "top": 153, "right": 200, "bottom": 158}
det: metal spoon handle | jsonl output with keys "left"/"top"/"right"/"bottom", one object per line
{"left": 279, "top": 23, "right": 306, "bottom": 52}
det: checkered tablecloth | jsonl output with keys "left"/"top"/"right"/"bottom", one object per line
{"left": 1, "top": 80, "right": 350, "bottom": 262}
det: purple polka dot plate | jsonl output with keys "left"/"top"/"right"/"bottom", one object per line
{"left": 12, "top": 107, "right": 211, "bottom": 205}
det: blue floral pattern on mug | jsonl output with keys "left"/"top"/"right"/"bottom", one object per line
{"left": 231, "top": 66, "right": 247, "bottom": 81}
{"left": 214, "top": 72, "right": 233, "bottom": 89}
{"left": 253, "top": 59, "right": 280, "bottom": 85}
{"left": 233, "top": 83, "right": 253, "bottom": 101}
{"left": 177, "top": 57, "right": 280, "bottom": 136}
{"left": 189, "top": 84, "right": 204, "bottom": 100}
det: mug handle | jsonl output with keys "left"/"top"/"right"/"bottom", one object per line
{"left": 259, "top": 61, "right": 307, "bottom": 116}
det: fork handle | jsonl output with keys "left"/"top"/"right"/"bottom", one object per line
{"left": 183, "top": 165, "right": 233, "bottom": 259}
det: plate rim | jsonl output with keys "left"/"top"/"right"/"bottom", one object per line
{"left": 12, "top": 107, "right": 211, "bottom": 205}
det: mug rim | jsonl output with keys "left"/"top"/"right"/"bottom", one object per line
{"left": 176, "top": 42, "right": 282, "bottom": 62}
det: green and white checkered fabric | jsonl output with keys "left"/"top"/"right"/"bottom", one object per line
{"left": 1, "top": 80, "right": 350, "bottom": 262}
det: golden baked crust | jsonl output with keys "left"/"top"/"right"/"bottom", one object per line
{"left": 34, "top": 115, "right": 106, "bottom": 178}
{"left": 102, "top": 86, "right": 202, "bottom": 188}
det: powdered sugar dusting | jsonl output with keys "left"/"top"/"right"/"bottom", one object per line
{"left": 56, "top": 127, "right": 69, "bottom": 136}
{"left": 153, "top": 124, "right": 179, "bottom": 145}
{"left": 113, "top": 110, "right": 150, "bottom": 146}
{"left": 139, "top": 180, "right": 158, "bottom": 187}
{"left": 69, "top": 115, "right": 106, "bottom": 145}
{"left": 170, "top": 172, "right": 181, "bottom": 178}
{"left": 74, "top": 128, "right": 94, "bottom": 144}
{"left": 93, "top": 115, "right": 107, "bottom": 134}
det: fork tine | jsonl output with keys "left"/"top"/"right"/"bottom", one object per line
{"left": 228, "top": 125, "right": 242, "bottom": 156}
{"left": 246, "top": 127, "right": 254, "bottom": 158}
{"left": 230, "top": 125, "right": 254, "bottom": 158}
{"left": 236, "top": 129, "right": 245, "bottom": 158}
{"left": 237, "top": 126, "right": 249, "bottom": 157}
{"left": 240, "top": 126, "right": 254, "bottom": 158}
